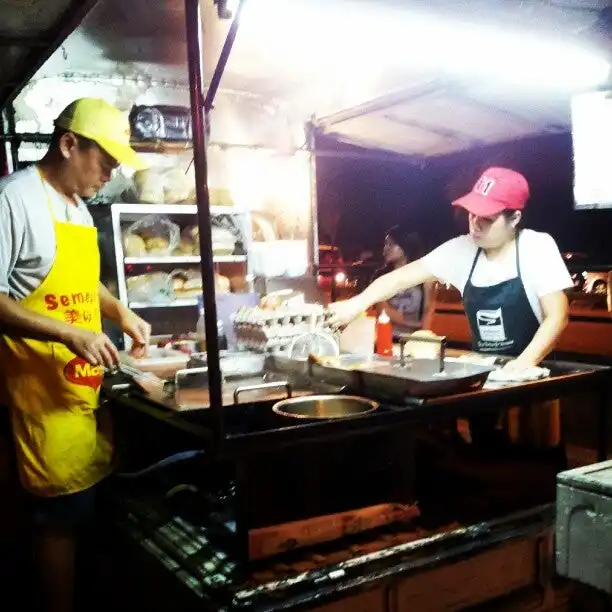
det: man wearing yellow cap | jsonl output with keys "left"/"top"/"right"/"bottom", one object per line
{"left": 0, "top": 98, "right": 150, "bottom": 612}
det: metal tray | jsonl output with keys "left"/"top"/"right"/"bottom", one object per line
{"left": 309, "top": 354, "right": 392, "bottom": 388}
{"left": 310, "top": 355, "right": 495, "bottom": 401}
{"left": 189, "top": 351, "right": 266, "bottom": 380}
{"left": 264, "top": 353, "right": 314, "bottom": 387}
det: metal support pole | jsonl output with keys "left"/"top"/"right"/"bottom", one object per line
{"left": 185, "top": 0, "right": 224, "bottom": 450}
{"left": 306, "top": 121, "right": 319, "bottom": 278}
{"left": 1, "top": 110, "right": 14, "bottom": 174}
{"left": 204, "top": 0, "right": 247, "bottom": 113}
{"left": 314, "top": 80, "right": 449, "bottom": 129}
{"left": 0, "top": 132, "right": 51, "bottom": 144}
{"left": 5, "top": 107, "right": 19, "bottom": 172}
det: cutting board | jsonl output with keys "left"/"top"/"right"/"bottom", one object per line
{"left": 249, "top": 502, "right": 421, "bottom": 560}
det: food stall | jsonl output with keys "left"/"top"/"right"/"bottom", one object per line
{"left": 3, "top": 0, "right": 612, "bottom": 610}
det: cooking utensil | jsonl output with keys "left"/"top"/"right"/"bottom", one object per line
{"left": 287, "top": 312, "right": 340, "bottom": 360}
{"left": 272, "top": 395, "right": 378, "bottom": 420}
{"left": 106, "top": 362, "right": 170, "bottom": 397}
{"left": 397, "top": 331, "right": 447, "bottom": 372}
{"left": 306, "top": 354, "right": 494, "bottom": 401}
{"left": 356, "top": 359, "right": 495, "bottom": 400}
{"left": 234, "top": 381, "right": 293, "bottom": 404}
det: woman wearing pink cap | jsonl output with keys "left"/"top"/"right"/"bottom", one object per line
{"left": 329, "top": 167, "right": 572, "bottom": 373}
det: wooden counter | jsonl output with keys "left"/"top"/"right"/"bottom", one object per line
{"left": 431, "top": 302, "right": 612, "bottom": 359}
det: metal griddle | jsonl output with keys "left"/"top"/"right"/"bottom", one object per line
{"left": 308, "top": 354, "right": 495, "bottom": 401}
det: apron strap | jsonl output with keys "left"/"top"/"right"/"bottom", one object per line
{"left": 36, "top": 166, "right": 61, "bottom": 222}
{"left": 418, "top": 284, "right": 425, "bottom": 321}
{"left": 36, "top": 166, "right": 76, "bottom": 223}
{"left": 467, "top": 247, "right": 482, "bottom": 283}
{"left": 515, "top": 230, "right": 522, "bottom": 278}
{"left": 469, "top": 230, "right": 522, "bottom": 285}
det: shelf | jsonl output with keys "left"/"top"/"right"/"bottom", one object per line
{"left": 129, "top": 299, "right": 198, "bottom": 309}
{"left": 111, "top": 203, "right": 243, "bottom": 216}
{"left": 124, "top": 255, "right": 247, "bottom": 264}
{"left": 130, "top": 140, "right": 193, "bottom": 153}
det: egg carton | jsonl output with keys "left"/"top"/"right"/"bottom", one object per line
{"left": 232, "top": 304, "right": 327, "bottom": 353}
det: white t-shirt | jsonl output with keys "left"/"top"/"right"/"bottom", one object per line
{"left": 421, "top": 229, "right": 572, "bottom": 323}
{"left": 0, "top": 166, "right": 94, "bottom": 300}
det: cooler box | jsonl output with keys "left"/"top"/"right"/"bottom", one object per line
{"left": 556, "top": 459, "right": 612, "bottom": 593}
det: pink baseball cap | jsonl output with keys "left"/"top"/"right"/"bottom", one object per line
{"left": 452, "top": 167, "right": 530, "bottom": 217}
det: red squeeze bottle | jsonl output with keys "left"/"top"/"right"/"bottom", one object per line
{"left": 375, "top": 310, "right": 393, "bottom": 357}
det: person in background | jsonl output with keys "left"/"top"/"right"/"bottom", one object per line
{"left": 371, "top": 225, "right": 435, "bottom": 333}
{"left": 0, "top": 98, "right": 150, "bottom": 612}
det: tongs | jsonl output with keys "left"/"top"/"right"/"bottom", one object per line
{"left": 107, "top": 363, "right": 141, "bottom": 378}
{"left": 105, "top": 363, "right": 167, "bottom": 395}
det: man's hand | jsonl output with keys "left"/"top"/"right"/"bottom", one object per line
{"left": 62, "top": 327, "right": 120, "bottom": 368}
{"left": 118, "top": 308, "right": 151, "bottom": 358}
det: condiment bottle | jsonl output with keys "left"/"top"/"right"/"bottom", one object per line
{"left": 196, "top": 305, "right": 207, "bottom": 352}
{"left": 375, "top": 309, "right": 393, "bottom": 357}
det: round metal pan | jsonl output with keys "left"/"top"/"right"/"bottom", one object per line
{"left": 272, "top": 394, "right": 378, "bottom": 420}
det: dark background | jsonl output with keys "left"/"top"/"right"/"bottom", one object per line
{"left": 315, "top": 132, "right": 612, "bottom": 265}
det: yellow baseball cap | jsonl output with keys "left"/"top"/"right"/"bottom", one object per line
{"left": 54, "top": 98, "right": 147, "bottom": 170}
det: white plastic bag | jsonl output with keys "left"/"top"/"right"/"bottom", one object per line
{"left": 124, "top": 214, "right": 180, "bottom": 256}
{"left": 126, "top": 272, "right": 175, "bottom": 304}
{"left": 123, "top": 166, "right": 195, "bottom": 204}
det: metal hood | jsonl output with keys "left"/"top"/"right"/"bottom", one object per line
{"left": 8, "top": 0, "right": 612, "bottom": 160}
{"left": 0, "top": 0, "right": 101, "bottom": 111}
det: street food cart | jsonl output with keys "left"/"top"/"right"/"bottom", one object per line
{"left": 2, "top": 0, "right": 612, "bottom": 610}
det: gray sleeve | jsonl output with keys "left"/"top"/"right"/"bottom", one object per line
{"left": 0, "top": 192, "right": 22, "bottom": 295}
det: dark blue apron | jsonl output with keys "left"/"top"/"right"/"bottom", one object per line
{"left": 463, "top": 232, "right": 540, "bottom": 358}
{"left": 462, "top": 232, "right": 541, "bottom": 446}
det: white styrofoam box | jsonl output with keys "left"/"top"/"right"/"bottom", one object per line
{"left": 251, "top": 240, "right": 308, "bottom": 277}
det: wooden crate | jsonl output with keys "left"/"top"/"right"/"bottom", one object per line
{"left": 311, "top": 588, "right": 387, "bottom": 612}
{"left": 391, "top": 533, "right": 548, "bottom": 611}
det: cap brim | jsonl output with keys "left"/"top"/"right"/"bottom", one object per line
{"left": 452, "top": 193, "right": 506, "bottom": 217}
{"left": 96, "top": 138, "right": 148, "bottom": 171}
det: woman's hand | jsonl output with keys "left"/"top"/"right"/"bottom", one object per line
{"left": 501, "top": 357, "right": 537, "bottom": 374}
{"left": 326, "top": 298, "right": 366, "bottom": 330}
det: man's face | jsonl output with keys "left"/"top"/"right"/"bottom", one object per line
{"left": 468, "top": 211, "right": 519, "bottom": 249}
{"left": 61, "top": 133, "right": 119, "bottom": 198}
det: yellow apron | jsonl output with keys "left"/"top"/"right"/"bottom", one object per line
{"left": 0, "top": 177, "right": 112, "bottom": 497}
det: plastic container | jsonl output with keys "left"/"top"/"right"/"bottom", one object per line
{"left": 196, "top": 296, "right": 228, "bottom": 351}
{"left": 120, "top": 346, "right": 190, "bottom": 378}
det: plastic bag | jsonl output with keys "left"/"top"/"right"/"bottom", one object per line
{"left": 164, "top": 167, "right": 194, "bottom": 204}
{"left": 122, "top": 166, "right": 195, "bottom": 204}
{"left": 173, "top": 225, "right": 199, "bottom": 256}
{"left": 126, "top": 272, "right": 175, "bottom": 304}
{"left": 124, "top": 215, "right": 180, "bottom": 257}
{"left": 123, "top": 168, "right": 165, "bottom": 204}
